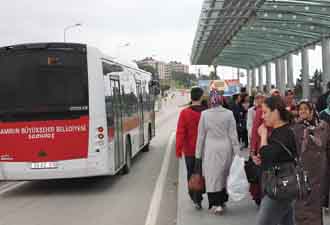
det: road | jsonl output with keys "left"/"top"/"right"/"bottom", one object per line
{"left": 0, "top": 95, "right": 187, "bottom": 225}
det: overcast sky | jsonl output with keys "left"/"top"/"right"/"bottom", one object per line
{"left": 0, "top": 0, "right": 201, "bottom": 63}
{"left": 0, "top": 0, "right": 324, "bottom": 84}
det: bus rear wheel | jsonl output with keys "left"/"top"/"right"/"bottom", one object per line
{"left": 142, "top": 125, "right": 152, "bottom": 152}
{"left": 122, "top": 139, "right": 132, "bottom": 175}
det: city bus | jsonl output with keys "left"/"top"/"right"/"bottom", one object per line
{"left": 0, "top": 43, "right": 157, "bottom": 180}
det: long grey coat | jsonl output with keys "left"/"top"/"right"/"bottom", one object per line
{"left": 195, "top": 106, "right": 240, "bottom": 193}
{"left": 292, "top": 121, "right": 330, "bottom": 225}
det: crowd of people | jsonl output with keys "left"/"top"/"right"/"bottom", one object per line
{"left": 176, "top": 83, "right": 330, "bottom": 225}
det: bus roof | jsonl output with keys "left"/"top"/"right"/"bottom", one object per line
{"left": 0, "top": 42, "right": 86, "bottom": 54}
{"left": 0, "top": 42, "right": 152, "bottom": 77}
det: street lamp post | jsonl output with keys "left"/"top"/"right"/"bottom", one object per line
{"left": 64, "top": 23, "right": 82, "bottom": 42}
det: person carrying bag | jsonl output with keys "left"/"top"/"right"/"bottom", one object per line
{"left": 254, "top": 96, "right": 299, "bottom": 225}
{"left": 262, "top": 139, "right": 311, "bottom": 201}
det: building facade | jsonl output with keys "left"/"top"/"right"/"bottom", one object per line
{"left": 137, "top": 58, "right": 189, "bottom": 80}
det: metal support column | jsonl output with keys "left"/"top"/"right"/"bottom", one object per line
{"left": 252, "top": 68, "right": 256, "bottom": 92}
{"left": 287, "top": 54, "right": 294, "bottom": 90}
{"left": 247, "top": 69, "right": 251, "bottom": 95}
{"left": 275, "top": 59, "right": 281, "bottom": 89}
{"left": 302, "top": 48, "right": 310, "bottom": 99}
{"left": 258, "top": 66, "right": 264, "bottom": 92}
{"left": 237, "top": 68, "right": 240, "bottom": 81}
{"left": 322, "top": 37, "right": 330, "bottom": 93}
{"left": 279, "top": 58, "right": 286, "bottom": 94}
{"left": 266, "top": 63, "right": 272, "bottom": 92}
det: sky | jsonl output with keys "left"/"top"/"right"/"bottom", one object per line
{"left": 0, "top": 0, "right": 324, "bottom": 86}
{"left": 0, "top": 0, "right": 201, "bottom": 64}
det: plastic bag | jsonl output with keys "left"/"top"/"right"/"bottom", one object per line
{"left": 227, "top": 155, "right": 250, "bottom": 202}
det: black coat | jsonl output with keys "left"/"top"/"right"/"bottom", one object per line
{"left": 316, "top": 91, "right": 330, "bottom": 113}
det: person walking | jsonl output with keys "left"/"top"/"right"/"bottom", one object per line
{"left": 195, "top": 89, "right": 240, "bottom": 214}
{"left": 176, "top": 87, "right": 208, "bottom": 209}
{"left": 232, "top": 93, "right": 245, "bottom": 147}
{"left": 292, "top": 99, "right": 330, "bottom": 225}
{"left": 316, "top": 81, "right": 330, "bottom": 113}
{"left": 239, "top": 93, "right": 250, "bottom": 148}
{"left": 254, "top": 96, "right": 296, "bottom": 225}
{"left": 250, "top": 89, "right": 280, "bottom": 205}
{"left": 319, "top": 95, "right": 330, "bottom": 212}
{"left": 285, "top": 89, "right": 297, "bottom": 117}
{"left": 247, "top": 93, "right": 264, "bottom": 146}
{"left": 247, "top": 93, "right": 264, "bottom": 205}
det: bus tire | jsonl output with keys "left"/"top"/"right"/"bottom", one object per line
{"left": 122, "top": 139, "right": 132, "bottom": 175}
{"left": 142, "top": 124, "right": 152, "bottom": 152}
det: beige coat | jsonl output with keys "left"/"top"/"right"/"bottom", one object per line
{"left": 195, "top": 106, "right": 240, "bottom": 193}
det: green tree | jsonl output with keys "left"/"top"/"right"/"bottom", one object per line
{"left": 172, "top": 71, "right": 196, "bottom": 88}
{"left": 137, "top": 64, "right": 157, "bottom": 80}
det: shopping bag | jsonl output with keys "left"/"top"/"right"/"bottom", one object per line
{"left": 188, "top": 174, "right": 205, "bottom": 193}
{"left": 227, "top": 155, "right": 249, "bottom": 202}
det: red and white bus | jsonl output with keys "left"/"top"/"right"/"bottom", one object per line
{"left": 0, "top": 43, "right": 157, "bottom": 180}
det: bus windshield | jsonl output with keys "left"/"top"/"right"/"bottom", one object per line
{"left": 0, "top": 45, "right": 88, "bottom": 115}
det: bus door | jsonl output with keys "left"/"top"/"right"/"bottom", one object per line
{"left": 136, "top": 81, "right": 144, "bottom": 147}
{"left": 110, "top": 78, "right": 125, "bottom": 170}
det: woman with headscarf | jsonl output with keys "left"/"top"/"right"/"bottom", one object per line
{"left": 292, "top": 99, "right": 330, "bottom": 225}
{"left": 195, "top": 89, "right": 240, "bottom": 214}
{"left": 319, "top": 95, "right": 330, "bottom": 212}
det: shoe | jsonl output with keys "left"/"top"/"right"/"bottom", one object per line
{"left": 193, "top": 202, "right": 202, "bottom": 210}
{"left": 209, "top": 206, "right": 217, "bottom": 214}
{"left": 255, "top": 198, "right": 261, "bottom": 206}
{"left": 214, "top": 206, "right": 224, "bottom": 215}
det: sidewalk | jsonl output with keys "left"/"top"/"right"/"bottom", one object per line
{"left": 176, "top": 154, "right": 258, "bottom": 225}
{"left": 176, "top": 153, "right": 330, "bottom": 225}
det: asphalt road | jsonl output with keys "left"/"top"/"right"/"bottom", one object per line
{"left": 0, "top": 95, "right": 186, "bottom": 225}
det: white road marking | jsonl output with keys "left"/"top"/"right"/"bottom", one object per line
{"left": 145, "top": 132, "right": 176, "bottom": 225}
{"left": 0, "top": 182, "right": 27, "bottom": 195}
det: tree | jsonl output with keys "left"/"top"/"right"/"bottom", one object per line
{"left": 172, "top": 71, "right": 196, "bottom": 88}
{"left": 137, "top": 64, "right": 158, "bottom": 80}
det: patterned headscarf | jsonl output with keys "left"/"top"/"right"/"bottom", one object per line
{"left": 297, "top": 99, "right": 319, "bottom": 126}
{"left": 209, "top": 89, "right": 221, "bottom": 108}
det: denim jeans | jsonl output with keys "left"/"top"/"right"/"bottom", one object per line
{"left": 256, "top": 195, "right": 295, "bottom": 225}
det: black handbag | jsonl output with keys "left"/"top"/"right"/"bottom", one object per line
{"left": 244, "top": 157, "right": 261, "bottom": 184}
{"left": 263, "top": 140, "right": 311, "bottom": 201}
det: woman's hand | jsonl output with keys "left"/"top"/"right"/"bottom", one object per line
{"left": 252, "top": 154, "right": 262, "bottom": 166}
{"left": 258, "top": 124, "right": 268, "bottom": 139}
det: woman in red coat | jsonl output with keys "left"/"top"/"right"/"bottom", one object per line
{"left": 250, "top": 89, "right": 279, "bottom": 205}
{"left": 176, "top": 87, "right": 207, "bottom": 209}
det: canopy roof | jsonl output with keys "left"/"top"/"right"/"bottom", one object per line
{"left": 191, "top": 0, "right": 330, "bottom": 69}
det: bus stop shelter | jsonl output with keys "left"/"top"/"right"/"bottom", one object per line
{"left": 191, "top": 0, "right": 330, "bottom": 98}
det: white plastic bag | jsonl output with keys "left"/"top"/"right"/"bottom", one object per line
{"left": 227, "top": 155, "right": 249, "bottom": 202}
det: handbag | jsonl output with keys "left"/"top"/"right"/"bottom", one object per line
{"left": 263, "top": 139, "right": 311, "bottom": 201}
{"left": 188, "top": 174, "right": 206, "bottom": 193}
{"left": 244, "top": 157, "right": 261, "bottom": 184}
